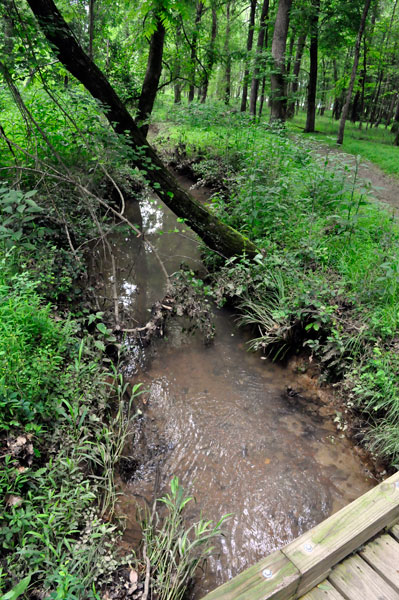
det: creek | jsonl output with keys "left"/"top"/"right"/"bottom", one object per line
{"left": 91, "top": 182, "right": 374, "bottom": 598}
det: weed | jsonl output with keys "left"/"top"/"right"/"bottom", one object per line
{"left": 141, "top": 476, "right": 230, "bottom": 600}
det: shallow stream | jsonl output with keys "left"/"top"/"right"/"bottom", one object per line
{"left": 91, "top": 185, "right": 374, "bottom": 597}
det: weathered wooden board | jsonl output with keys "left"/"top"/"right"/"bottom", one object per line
{"left": 328, "top": 554, "right": 398, "bottom": 600}
{"left": 390, "top": 521, "right": 399, "bottom": 542}
{"left": 359, "top": 532, "right": 399, "bottom": 591}
{"left": 299, "top": 580, "right": 345, "bottom": 599}
{"left": 200, "top": 549, "right": 300, "bottom": 600}
{"left": 282, "top": 471, "right": 399, "bottom": 595}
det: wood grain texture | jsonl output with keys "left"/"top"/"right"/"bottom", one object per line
{"left": 200, "top": 550, "right": 300, "bottom": 600}
{"left": 360, "top": 533, "right": 399, "bottom": 591}
{"left": 390, "top": 522, "right": 399, "bottom": 541}
{"left": 282, "top": 471, "right": 399, "bottom": 595}
{"left": 299, "top": 580, "right": 345, "bottom": 599}
{"left": 328, "top": 554, "right": 398, "bottom": 600}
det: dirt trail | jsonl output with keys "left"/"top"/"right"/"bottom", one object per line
{"left": 311, "top": 142, "right": 399, "bottom": 211}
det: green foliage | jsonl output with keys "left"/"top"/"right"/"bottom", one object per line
{"left": 141, "top": 476, "right": 230, "bottom": 600}
{"left": 0, "top": 181, "right": 137, "bottom": 597}
{"left": 0, "top": 266, "right": 74, "bottom": 428}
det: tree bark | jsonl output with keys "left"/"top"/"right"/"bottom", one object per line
{"left": 286, "top": 32, "right": 306, "bottom": 118}
{"left": 136, "top": 13, "right": 166, "bottom": 137}
{"left": 26, "top": 0, "right": 258, "bottom": 259}
{"left": 393, "top": 98, "right": 399, "bottom": 145}
{"left": 304, "top": 0, "right": 320, "bottom": 133}
{"left": 269, "top": 0, "right": 292, "bottom": 122}
{"left": 188, "top": 1, "right": 204, "bottom": 103}
{"left": 337, "top": 0, "right": 372, "bottom": 145}
{"left": 249, "top": 0, "right": 269, "bottom": 117}
{"left": 201, "top": 5, "right": 217, "bottom": 103}
{"left": 240, "top": 0, "right": 257, "bottom": 112}
{"left": 173, "top": 23, "right": 182, "bottom": 104}
{"left": 88, "top": 0, "right": 95, "bottom": 60}
{"left": 224, "top": 1, "right": 231, "bottom": 104}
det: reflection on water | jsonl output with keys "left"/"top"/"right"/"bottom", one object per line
{"left": 93, "top": 191, "right": 374, "bottom": 598}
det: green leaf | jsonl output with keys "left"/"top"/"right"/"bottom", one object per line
{"left": 94, "top": 340, "right": 106, "bottom": 351}
{"left": 96, "top": 322, "right": 108, "bottom": 335}
{"left": 1, "top": 575, "right": 31, "bottom": 600}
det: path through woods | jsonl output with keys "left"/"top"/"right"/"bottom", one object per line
{"left": 313, "top": 142, "right": 399, "bottom": 211}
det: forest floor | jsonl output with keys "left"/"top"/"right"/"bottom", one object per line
{"left": 311, "top": 141, "right": 399, "bottom": 211}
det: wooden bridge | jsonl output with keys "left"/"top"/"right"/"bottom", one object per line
{"left": 202, "top": 471, "right": 399, "bottom": 600}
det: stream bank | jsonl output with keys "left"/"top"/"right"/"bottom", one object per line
{"left": 91, "top": 178, "right": 375, "bottom": 598}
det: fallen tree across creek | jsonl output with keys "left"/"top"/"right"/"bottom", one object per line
{"left": 26, "top": 0, "right": 259, "bottom": 259}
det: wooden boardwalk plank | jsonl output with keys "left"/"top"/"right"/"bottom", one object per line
{"left": 201, "top": 473, "right": 399, "bottom": 600}
{"left": 282, "top": 471, "right": 399, "bottom": 595}
{"left": 328, "top": 554, "right": 398, "bottom": 600}
{"left": 299, "top": 580, "right": 345, "bottom": 599}
{"left": 359, "top": 533, "right": 399, "bottom": 591}
{"left": 200, "top": 549, "right": 300, "bottom": 600}
{"left": 390, "top": 522, "right": 399, "bottom": 542}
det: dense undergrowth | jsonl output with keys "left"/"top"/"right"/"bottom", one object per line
{"left": 0, "top": 234, "right": 127, "bottom": 598}
{"left": 154, "top": 96, "right": 399, "bottom": 466}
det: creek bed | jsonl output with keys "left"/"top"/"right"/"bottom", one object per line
{"left": 91, "top": 189, "right": 374, "bottom": 598}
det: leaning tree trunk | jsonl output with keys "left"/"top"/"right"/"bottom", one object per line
{"left": 270, "top": 0, "right": 292, "bottom": 122}
{"left": 240, "top": 0, "right": 257, "bottom": 112}
{"left": 249, "top": 0, "right": 269, "bottom": 117}
{"left": 337, "top": 0, "right": 372, "bottom": 145}
{"left": 136, "top": 13, "right": 165, "bottom": 137}
{"left": 26, "top": 0, "right": 258, "bottom": 259}
{"left": 304, "top": 0, "right": 320, "bottom": 133}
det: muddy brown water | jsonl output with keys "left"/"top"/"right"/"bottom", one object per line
{"left": 91, "top": 186, "right": 374, "bottom": 598}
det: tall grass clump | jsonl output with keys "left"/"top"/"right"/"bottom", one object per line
{"left": 141, "top": 476, "right": 230, "bottom": 600}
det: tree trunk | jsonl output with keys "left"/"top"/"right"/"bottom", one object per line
{"left": 88, "top": 0, "right": 95, "bottom": 60}
{"left": 249, "top": 0, "right": 269, "bottom": 117}
{"left": 188, "top": 1, "right": 204, "bottom": 103}
{"left": 26, "top": 0, "right": 258, "bottom": 259}
{"left": 240, "top": 0, "right": 257, "bottom": 112}
{"left": 136, "top": 14, "right": 165, "bottom": 137}
{"left": 258, "top": 21, "right": 270, "bottom": 119}
{"left": 286, "top": 32, "right": 306, "bottom": 118}
{"left": 393, "top": 98, "right": 399, "bottom": 145}
{"left": 285, "top": 31, "right": 296, "bottom": 79}
{"left": 224, "top": 1, "right": 231, "bottom": 104}
{"left": 385, "top": 91, "right": 397, "bottom": 128}
{"left": 304, "top": 0, "right": 320, "bottom": 133}
{"left": 357, "top": 38, "right": 367, "bottom": 128}
{"left": 173, "top": 23, "right": 182, "bottom": 104}
{"left": 201, "top": 5, "right": 217, "bottom": 103}
{"left": 258, "top": 74, "right": 267, "bottom": 118}
{"left": 318, "top": 58, "right": 327, "bottom": 115}
{"left": 270, "top": 0, "right": 292, "bottom": 122}
{"left": 337, "top": 0, "right": 372, "bottom": 145}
